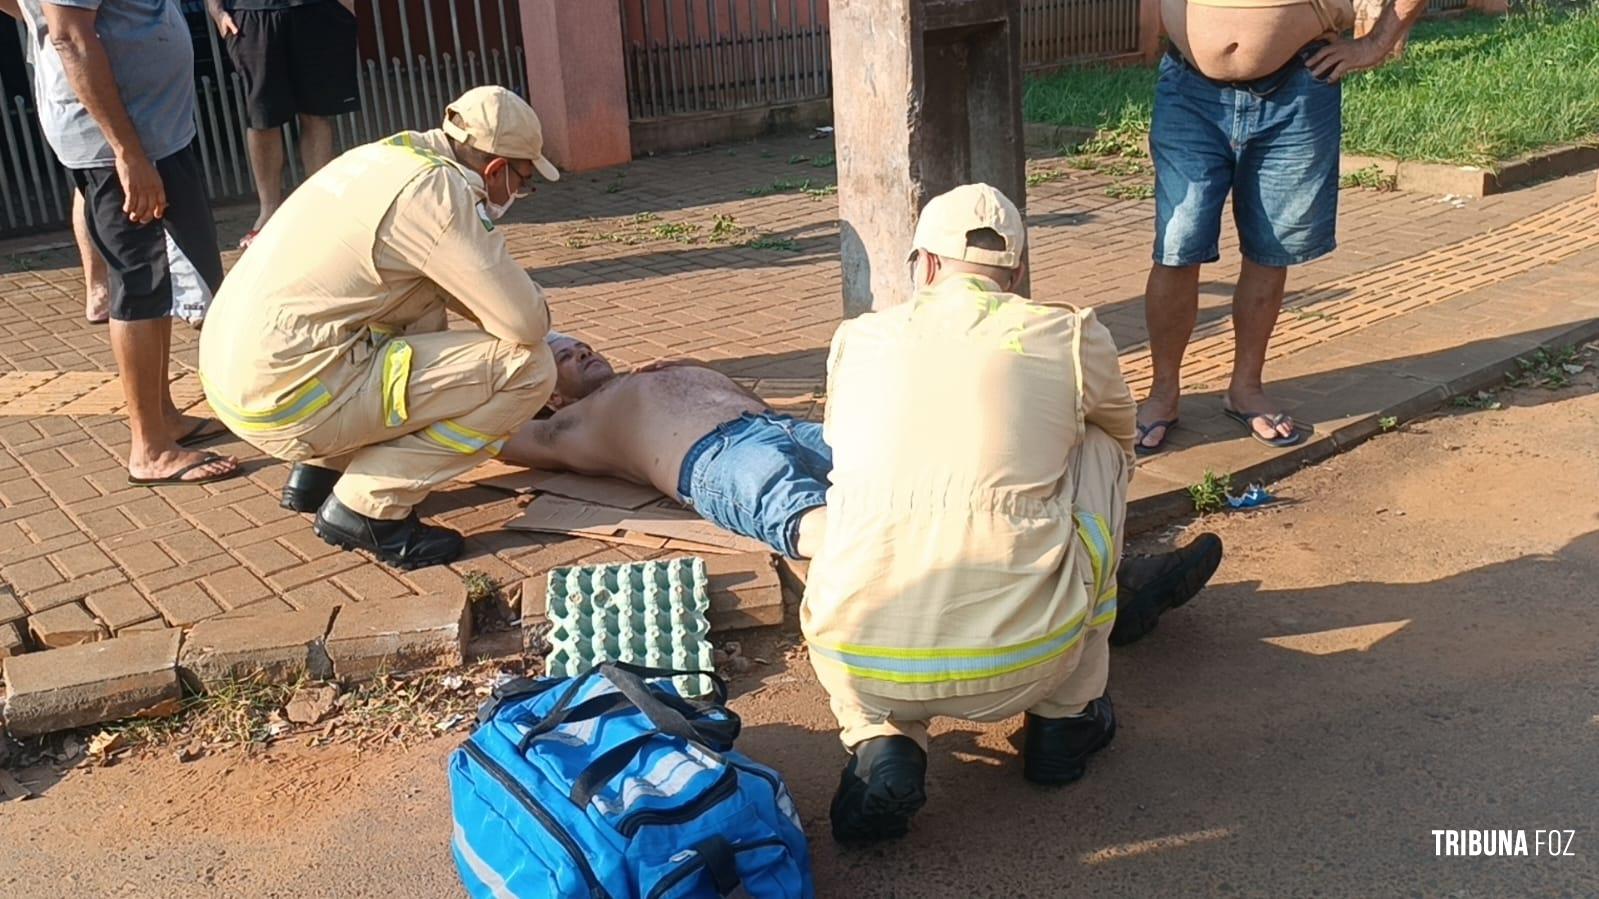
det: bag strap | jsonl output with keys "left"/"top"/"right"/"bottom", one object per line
{"left": 594, "top": 662, "right": 725, "bottom": 744}
{"left": 474, "top": 675, "right": 560, "bottom": 726}
{"left": 694, "top": 837, "right": 752, "bottom": 899}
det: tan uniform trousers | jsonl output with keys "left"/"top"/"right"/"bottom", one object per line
{"left": 250, "top": 329, "right": 554, "bottom": 520}
{"left": 824, "top": 424, "right": 1129, "bottom": 750}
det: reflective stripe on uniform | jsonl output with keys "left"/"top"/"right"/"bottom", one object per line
{"left": 420, "top": 419, "right": 506, "bottom": 456}
{"left": 809, "top": 609, "right": 1089, "bottom": 685}
{"left": 1076, "top": 511, "right": 1118, "bottom": 627}
{"left": 202, "top": 374, "right": 333, "bottom": 433}
{"left": 384, "top": 132, "right": 453, "bottom": 169}
{"left": 380, "top": 339, "right": 413, "bottom": 428}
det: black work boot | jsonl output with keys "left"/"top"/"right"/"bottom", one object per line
{"left": 312, "top": 495, "right": 464, "bottom": 570}
{"left": 280, "top": 463, "right": 342, "bottom": 513}
{"left": 1022, "top": 695, "right": 1116, "bottom": 786}
{"left": 1110, "top": 533, "right": 1224, "bottom": 646}
{"left": 829, "top": 735, "right": 928, "bottom": 845}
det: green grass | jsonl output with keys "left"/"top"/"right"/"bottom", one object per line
{"left": 1188, "top": 470, "right": 1234, "bottom": 515}
{"left": 1023, "top": 5, "right": 1599, "bottom": 166}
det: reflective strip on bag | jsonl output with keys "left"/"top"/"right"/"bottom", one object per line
{"left": 381, "top": 339, "right": 412, "bottom": 428}
{"left": 202, "top": 374, "right": 333, "bottom": 433}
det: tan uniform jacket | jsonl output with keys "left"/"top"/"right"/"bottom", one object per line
{"left": 802, "top": 275, "right": 1136, "bottom": 701}
{"left": 198, "top": 129, "right": 550, "bottom": 436}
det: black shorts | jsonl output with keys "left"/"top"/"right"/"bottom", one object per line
{"left": 226, "top": 1, "right": 361, "bottom": 130}
{"left": 70, "top": 142, "right": 224, "bottom": 322}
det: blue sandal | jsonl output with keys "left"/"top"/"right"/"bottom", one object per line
{"left": 1134, "top": 418, "right": 1179, "bottom": 456}
{"left": 1224, "top": 408, "right": 1311, "bottom": 448}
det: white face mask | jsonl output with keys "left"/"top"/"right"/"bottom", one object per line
{"left": 484, "top": 164, "right": 530, "bottom": 221}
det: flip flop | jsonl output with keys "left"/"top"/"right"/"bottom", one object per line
{"left": 1224, "top": 407, "right": 1312, "bottom": 448}
{"left": 177, "top": 417, "right": 230, "bottom": 447}
{"left": 1134, "top": 418, "right": 1179, "bottom": 457}
{"left": 128, "top": 452, "right": 241, "bottom": 486}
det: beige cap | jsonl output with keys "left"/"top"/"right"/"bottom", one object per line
{"left": 442, "top": 86, "right": 560, "bottom": 182}
{"left": 910, "top": 183, "right": 1025, "bottom": 268}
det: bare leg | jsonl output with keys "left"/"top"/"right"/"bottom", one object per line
{"left": 297, "top": 114, "right": 337, "bottom": 175}
{"left": 73, "top": 191, "right": 111, "bottom": 323}
{"left": 1136, "top": 263, "right": 1201, "bottom": 449}
{"left": 1226, "top": 258, "right": 1295, "bottom": 441}
{"left": 793, "top": 506, "right": 827, "bottom": 560}
{"left": 244, "top": 126, "right": 287, "bottom": 235}
{"left": 111, "top": 317, "right": 237, "bottom": 481}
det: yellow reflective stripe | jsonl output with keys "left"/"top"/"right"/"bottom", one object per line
{"left": 383, "top": 133, "right": 451, "bottom": 169}
{"left": 380, "top": 340, "right": 412, "bottom": 428}
{"left": 824, "top": 609, "right": 1087, "bottom": 661}
{"left": 201, "top": 374, "right": 333, "bottom": 433}
{"left": 811, "top": 613, "right": 1089, "bottom": 685}
{"left": 420, "top": 419, "right": 506, "bottom": 455}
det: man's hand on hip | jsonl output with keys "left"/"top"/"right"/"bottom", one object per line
{"left": 117, "top": 152, "right": 166, "bottom": 223}
{"left": 1306, "top": 36, "right": 1394, "bottom": 83}
{"left": 213, "top": 11, "right": 238, "bottom": 37}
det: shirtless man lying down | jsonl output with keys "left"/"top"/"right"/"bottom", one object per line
{"left": 500, "top": 334, "right": 1224, "bottom": 646}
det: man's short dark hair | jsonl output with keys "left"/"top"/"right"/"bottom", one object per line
{"left": 965, "top": 227, "right": 1008, "bottom": 252}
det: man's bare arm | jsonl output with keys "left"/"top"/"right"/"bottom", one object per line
{"left": 0, "top": 2, "right": 23, "bottom": 21}
{"left": 499, "top": 418, "right": 573, "bottom": 471}
{"left": 1307, "top": 0, "right": 1428, "bottom": 82}
{"left": 202, "top": 0, "right": 237, "bottom": 36}
{"left": 43, "top": 3, "right": 165, "bottom": 223}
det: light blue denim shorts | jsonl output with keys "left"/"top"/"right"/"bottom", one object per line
{"left": 677, "top": 412, "right": 831, "bottom": 558}
{"left": 1152, "top": 45, "right": 1342, "bottom": 268}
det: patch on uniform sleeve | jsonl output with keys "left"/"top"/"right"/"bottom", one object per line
{"left": 476, "top": 203, "right": 495, "bottom": 232}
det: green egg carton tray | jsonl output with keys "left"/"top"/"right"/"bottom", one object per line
{"left": 544, "top": 557, "right": 715, "bottom": 697}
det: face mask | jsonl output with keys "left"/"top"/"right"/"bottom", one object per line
{"left": 484, "top": 164, "right": 530, "bottom": 221}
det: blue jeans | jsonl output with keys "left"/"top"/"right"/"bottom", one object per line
{"left": 676, "top": 412, "right": 832, "bottom": 558}
{"left": 1152, "top": 45, "right": 1342, "bottom": 268}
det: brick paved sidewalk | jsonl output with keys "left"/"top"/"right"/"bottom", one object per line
{"left": 2, "top": 133, "right": 1597, "bottom": 658}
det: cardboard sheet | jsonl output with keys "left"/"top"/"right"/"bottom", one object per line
{"left": 460, "top": 461, "right": 665, "bottom": 510}
{"left": 506, "top": 495, "right": 772, "bottom": 555}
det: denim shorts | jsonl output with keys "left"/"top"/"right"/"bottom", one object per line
{"left": 676, "top": 412, "right": 832, "bottom": 558}
{"left": 1151, "top": 46, "right": 1342, "bottom": 268}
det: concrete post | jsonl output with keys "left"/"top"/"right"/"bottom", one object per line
{"left": 830, "top": 0, "right": 1029, "bottom": 317}
{"left": 517, "top": 0, "right": 633, "bottom": 173}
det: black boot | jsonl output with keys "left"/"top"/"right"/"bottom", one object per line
{"left": 312, "top": 495, "right": 463, "bottom": 570}
{"left": 1022, "top": 695, "right": 1116, "bottom": 786}
{"left": 1110, "top": 533, "right": 1224, "bottom": 646}
{"left": 829, "top": 735, "right": 927, "bottom": 845}
{"left": 280, "top": 463, "right": 342, "bottom": 513}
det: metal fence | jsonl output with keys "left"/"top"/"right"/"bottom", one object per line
{"left": 619, "top": 0, "right": 1144, "bottom": 122}
{"left": 619, "top": 0, "right": 832, "bottom": 121}
{"left": 1021, "top": 0, "right": 1143, "bottom": 72}
{"left": 0, "top": 0, "right": 525, "bottom": 238}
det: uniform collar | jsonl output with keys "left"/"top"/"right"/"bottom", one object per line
{"left": 386, "top": 129, "right": 487, "bottom": 196}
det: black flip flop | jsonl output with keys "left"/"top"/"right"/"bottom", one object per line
{"left": 1224, "top": 407, "right": 1312, "bottom": 448}
{"left": 1134, "top": 418, "right": 1179, "bottom": 457}
{"left": 128, "top": 452, "right": 241, "bottom": 486}
{"left": 177, "top": 417, "right": 230, "bottom": 447}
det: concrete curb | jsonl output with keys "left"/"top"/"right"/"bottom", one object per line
{"left": 1124, "top": 316, "right": 1599, "bottom": 536}
{"left": 1, "top": 594, "right": 471, "bottom": 738}
{"left": 1342, "top": 144, "right": 1599, "bottom": 199}
{"left": 1024, "top": 124, "right": 1599, "bottom": 200}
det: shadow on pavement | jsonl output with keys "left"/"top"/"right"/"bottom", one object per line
{"left": 737, "top": 530, "right": 1599, "bottom": 896}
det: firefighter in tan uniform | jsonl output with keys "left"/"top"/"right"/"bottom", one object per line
{"left": 809, "top": 184, "right": 1222, "bottom": 843}
{"left": 199, "top": 87, "right": 560, "bottom": 569}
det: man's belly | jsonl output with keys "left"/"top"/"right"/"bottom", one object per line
{"left": 1162, "top": 0, "right": 1336, "bottom": 80}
